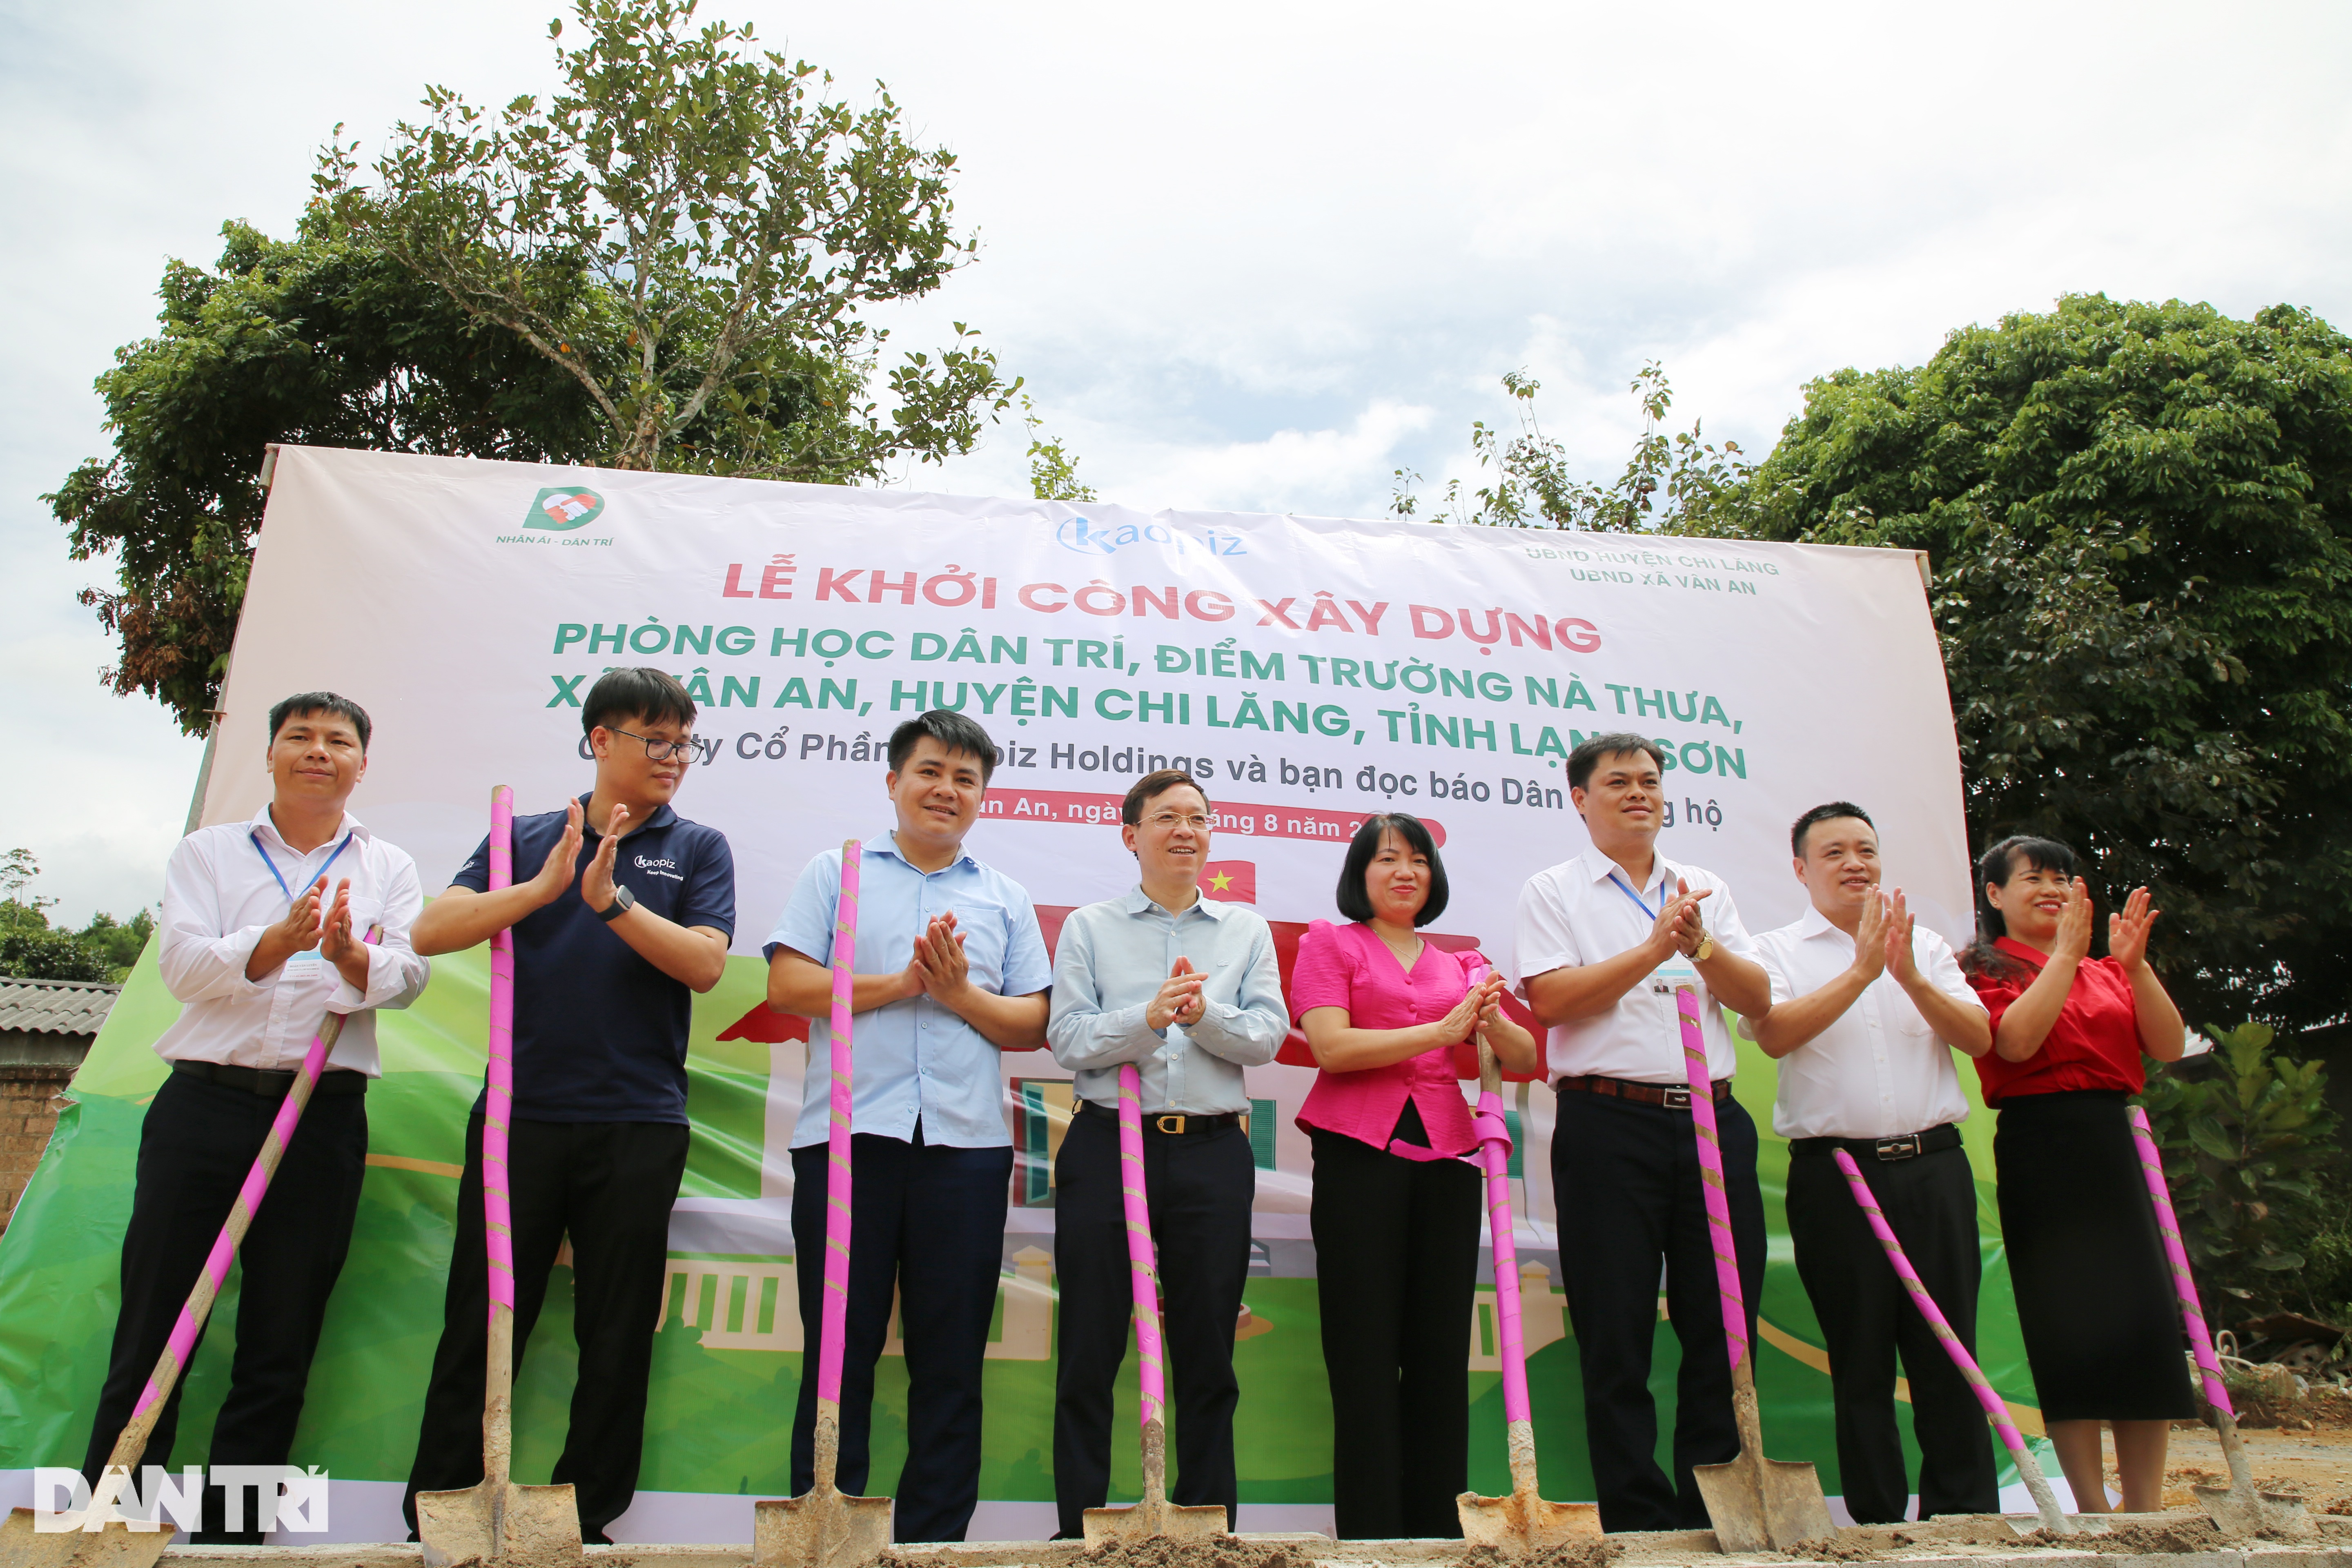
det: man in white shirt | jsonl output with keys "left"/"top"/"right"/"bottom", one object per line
{"left": 1512, "top": 733, "right": 1774, "bottom": 1532}
{"left": 1743, "top": 803, "right": 1996, "bottom": 1523}
{"left": 1045, "top": 768, "right": 1287, "bottom": 1539}
{"left": 80, "top": 692, "right": 429, "bottom": 1543}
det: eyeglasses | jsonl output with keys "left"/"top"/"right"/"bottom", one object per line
{"left": 1145, "top": 812, "right": 1213, "bottom": 831}
{"left": 610, "top": 727, "right": 698, "bottom": 762}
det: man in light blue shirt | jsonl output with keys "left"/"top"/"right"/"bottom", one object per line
{"left": 1046, "top": 768, "right": 1286, "bottom": 1538}
{"left": 765, "top": 711, "right": 1051, "bottom": 1542}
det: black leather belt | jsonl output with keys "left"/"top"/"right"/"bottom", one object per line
{"left": 1076, "top": 1100, "right": 1242, "bottom": 1135}
{"left": 1789, "top": 1123, "right": 1962, "bottom": 1161}
{"left": 1556, "top": 1074, "right": 1733, "bottom": 1110}
{"left": 174, "top": 1060, "right": 369, "bottom": 1098}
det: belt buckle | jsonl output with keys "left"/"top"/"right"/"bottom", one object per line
{"left": 1155, "top": 1114, "right": 1186, "bottom": 1135}
{"left": 1874, "top": 1134, "right": 1921, "bottom": 1161}
{"left": 1662, "top": 1087, "right": 1692, "bottom": 1110}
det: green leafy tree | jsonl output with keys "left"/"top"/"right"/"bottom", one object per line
{"left": 1023, "top": 395, "right": 1096, "bottom": 502}
{"left": 316, "top": 0, "right": 1014, "bottom": 475}
{"left": 0, "top": 851, "right": 145, "bottom": 982}
{"left": 51, "top": 218, "right": 609, "bottom": 732}
{"left": 2140, "top": 1022, "right": 2341, "bottom": 1325}
{"left": 1392, "top": 363, "right": 1752, "bottom": 532}
{"left": 76, "top": 910, "right": 157, "bottom": 976}
{"left": 1726, "top": 296, "right": 2352, "bottom": 1029}
{"left": 60, "top": 0, "right": 1019, "bottom": 736}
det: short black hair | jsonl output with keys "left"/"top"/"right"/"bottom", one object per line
{"left": 1568, "top": 732, "right": 1666, "bottom": 792}
{"left": 582, "top": 667, "right": 696, "bottom": 738}
{"left": 268, "top": 692, "right": 372, "bottom": 752}
{"left": 1123, "top": 768, "right": 1209, "bottom": 825}
{"left": 1792, "top": 802, "right": 1875, "bottom": 858}
{"left": 889, "top": 710, "right": 999, "bottom": 782}
{"left": 1335, "top": 813, "right": 1449, "bottom": 926}
{"left": 1964, "top": 834, "right": 2079, "bottom": 978}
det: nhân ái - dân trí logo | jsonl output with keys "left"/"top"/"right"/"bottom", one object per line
{"left": 528, "top": 486, "right": 606, "bottom": 530}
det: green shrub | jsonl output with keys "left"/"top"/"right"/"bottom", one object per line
{"left": 2139, "top": 1022, "right": 2343, "bottom": 1326}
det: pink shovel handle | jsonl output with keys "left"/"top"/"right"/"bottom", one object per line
{"left": 1677, "top": 987, "right": 1748, "bottom": 1370}
{"left": 485, "top": 787, "right": 516, "bottom": 1317}
{"left": 126, "top": 928, "right": 378, "bottom": 1446}
{"left": 818, "top": 842, "right": 862, "bottom": 1409}
{"left": 1831, "top": 1150, "right": 2031, "bottom": 1454}
{"left": 2126, "top": 1106, "right": 2234, "bottom": 1418}
{"left": 1474, "top": 1087, "right": 1528, "bottom": 1424}
{"left": 1118, "top": 1063, "right": 1166, "bottom": 1431}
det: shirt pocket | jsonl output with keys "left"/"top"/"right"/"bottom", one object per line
{"left": 946, "top": 895, "right": 1013, "bottom": 993}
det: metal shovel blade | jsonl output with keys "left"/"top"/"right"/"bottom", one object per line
{"left": 0, "top": 1505, "right": 175, "bottom": 1568}
{"left": 1080, "top": 1497, "right": 1229, "bottom": 1547}
{"left": 1692, "top": 1447, "right": 1837, "bottom": 1555}
{"left": 752, "top": 1486, "right": 894, "bottom": 1568}
{"left": 1456, "top": 1483, "right": 1603, "bottom": 1550}
{"left": 414, "top": 1477, "right": 584, "bottom": 1568}
{"left": 2193, "top": 1481, "right": 2312, "bottom": 1541}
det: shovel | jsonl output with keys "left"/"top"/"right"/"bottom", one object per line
{"left": 754, "top": 840, "right": 893, "bottom": 1568}
{"left": 1080, "top": 1061, "right": 1230, "bottom": 1546}
{"left": 1829, "top": 1149, "right": 2072, "bottom": 1535}
{"left": 417, "top": 787, "right": 584, "bottom": 1568}
{"left": 1676, "top": 985, "right": 1836, "bottom": 1553}
{"left": 1457, "top": 1015, "right": 1602, "bottom": 1548}
{"left": 0, "top": 929, "right": 375, "bottom": 1568}
{"left": 2126, "top": 1107, "right": 2310, "bottom": 1539}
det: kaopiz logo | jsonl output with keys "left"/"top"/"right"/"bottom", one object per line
{"left": 31, "top": 1466, "right": 330, "bottom": 1533}
{"left": 1055, "top": 515, "right": 1245, "bottom": 557}
{"left": 528, "top": 486, "right": 606, "bottom": 530}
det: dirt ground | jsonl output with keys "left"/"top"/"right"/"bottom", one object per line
{"left": 2152, "top": 1386, "right": 2352, "bottom": 1513}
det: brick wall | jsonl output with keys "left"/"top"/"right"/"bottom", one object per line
{"left": 0, "top": 1063, "right": 77, "bottom": 1236}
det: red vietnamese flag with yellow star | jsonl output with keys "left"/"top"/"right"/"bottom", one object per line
{"left": 1200, "top": 860, "right": 1256, "bottom": 902}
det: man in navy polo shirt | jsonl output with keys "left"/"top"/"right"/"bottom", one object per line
{"left": 766, "top": 710, "right": 1051, "bottom": 1542}
{"left": 401, "top": 667, "right": 735, "bottom": 1544}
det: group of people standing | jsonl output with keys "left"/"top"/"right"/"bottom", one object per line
{"left": 77, "top": 669, "right": 2197, "bottom": 1546}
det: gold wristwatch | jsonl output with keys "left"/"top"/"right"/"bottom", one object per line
{"left": 1693, "top": 932, "right": 1716, "bottom": 963}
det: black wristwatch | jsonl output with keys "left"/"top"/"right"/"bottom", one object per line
{"left": 597, "top": 884, "right": 637, "bottom": 922}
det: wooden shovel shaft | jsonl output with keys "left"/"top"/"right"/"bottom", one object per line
{"left": 1116, "top": 1062, "right": 1169, "bottom": 1501}
{"left": 1673, "top": 989, "right": 1751, "bottom": 1379}
{"left": 1469, "top": 1027, "right": 1535, "bottom": 1491}
{"left": 816, "top": 841, "right": 862, "bottom": 1488}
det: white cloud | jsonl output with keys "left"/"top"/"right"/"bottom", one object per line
{"left": 4, "top": 0, "right": 2348, "bottom": 917}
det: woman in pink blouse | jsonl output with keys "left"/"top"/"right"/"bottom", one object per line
{"left": 1292, "top": 814, "right": 1541, "bottom": 1540}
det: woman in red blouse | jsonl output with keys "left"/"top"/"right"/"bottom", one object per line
{"left": 1964, "top": 834, "right": 2191, "bottom": 1515}
{"left": 1291, "top": 814, "right": 1540, "bottom": 1540}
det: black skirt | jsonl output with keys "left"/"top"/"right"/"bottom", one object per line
{"left": 1993, "top": 1090, "right": 2197, "bottom": 1422}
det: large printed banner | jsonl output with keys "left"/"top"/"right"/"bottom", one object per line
{"left": 0, "top": 447, "right": 2044, "bottom": 1541}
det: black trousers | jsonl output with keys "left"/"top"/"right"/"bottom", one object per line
{"left": 402, "top": 1114, "right": 689, "bottom": 1544}
{"left": 789, "top": 1129, "right": 1013, "bottom": 1543}
{"left": 81, "top": 1071, "right": 368, "bottom": 1544}
{"left": 1552, "top": 1089, "right": 1766, "bottom": 1533}
{"left": 1786, "top": 1145, "right": 1998, "bottom": 1523}
{"left": 1308, "top": 1125, "right": 1481, "bottom": 1540}
{"left": 1052, "top": 1107, "right": 1254, "bottom": 1540}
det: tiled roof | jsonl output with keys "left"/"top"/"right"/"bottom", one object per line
{"left": 0, "top": 976, "right": 122, "bottom": 1036}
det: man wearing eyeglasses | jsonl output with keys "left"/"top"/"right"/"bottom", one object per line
{"left": 1043, "top": 768, "right": 1287, "bottom": 1539}
{"left": 764, "top": 709, "right": 1052, "bottom": 1542}
{"left": 401, "top": 666, "right": 735, "bottom": 1545}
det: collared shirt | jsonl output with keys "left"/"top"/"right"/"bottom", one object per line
{"left": 1967, "top": 936, "right": 2146, "bottom": 1104}
{"left": 450, "top": 794, "right": 736, "bottom": 1124}
{"left": 1742, "top": 906, "right": 1984, "bottom": 1139}
{"left": 154, "top": 805, "right": 430, "bottom": 1077}
{"left": 768, "top": 832, "right": 1051, "bottom": 1149}
{"left": 1048, "top": 888, "right": 1288, "bottom": 1114}
{"left": 1289, "top": 918, "right": 1479, "bottom": 1156}
{"left": 1510, "top": 844, "right": 1759, "bottom": 1084}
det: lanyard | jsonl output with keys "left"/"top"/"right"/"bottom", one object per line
{"left": 251, "top": 828, "right": 355, "bottom": 904}
{"left": 1607, "top": 868, "right": 1670, "bottom": 922}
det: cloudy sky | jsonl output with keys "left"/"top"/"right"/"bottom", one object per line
{"left": 4, "top": 0, "right": 2347, "bottom": 924}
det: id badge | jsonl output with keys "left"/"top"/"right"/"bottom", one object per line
{"left": 285, "top": 949, "right": 322, "bottom": 967}
{"left": 1647, "top": 956, "right": 1699, "bottom": 996}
